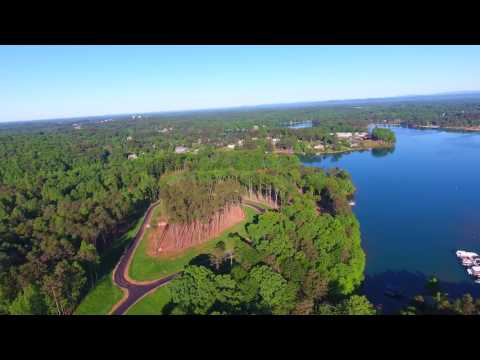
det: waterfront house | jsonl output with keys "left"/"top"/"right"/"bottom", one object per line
{"left": 175, "top": 146, "right": 188, "bottom": 154}
{"left": 336, "top": 132, "right": 353, "bottom": 139}
{"left": 354, "top": 132, "right": 369, "bottom": 140}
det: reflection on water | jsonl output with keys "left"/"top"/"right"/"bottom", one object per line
{"left": 303, "top": 127, "right": 480, "bottom": 306}
{"left": 301, "top": 147, "right": 392, "bottom": 163}
{"left": 371, "top": 146, "right": 395, "bottom": 157}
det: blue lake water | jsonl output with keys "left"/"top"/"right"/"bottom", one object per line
{"left": 288, "top": 120, "right": 313, "bottom": 129}
{"left": 301, "top": 126, "right": 480, "bottom": 309}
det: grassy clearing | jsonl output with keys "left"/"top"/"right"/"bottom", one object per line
{"left": 74, "top": 275, "right": 123, "bottom": 315}
{"left": 129, "top": 206, "right": 258, "bottom": 281}
{"left": 126, "top": 284, "right": 172, "bottom": 315}
{"left": 74, "top": 211, "right": 146, "bottom": 315}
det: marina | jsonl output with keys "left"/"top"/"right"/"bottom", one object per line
{"left": 456, "top": 250, "right": 480, "bottom": 283}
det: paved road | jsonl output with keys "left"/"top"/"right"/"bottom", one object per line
{"left": 110, "top": 199, "right": 269, "bottom": 315}
{"left": 111, "top": 202, "right": 180, "bottom": 315}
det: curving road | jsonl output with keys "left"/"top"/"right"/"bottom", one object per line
{"left": 110, "top": 199, "right": 269, "bottom": 315}
{"left": 111, "top": 202, "right": 180, "bottom": 315}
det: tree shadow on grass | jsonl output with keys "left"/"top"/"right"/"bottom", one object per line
{"left": 188, "top": 253, "right": 211, "bottom": 267}
{"left": 360, "top": 269, "right": 480, "bottom": 314}
{"left": 162, "top": 301, "right": 176, "bottom": 315}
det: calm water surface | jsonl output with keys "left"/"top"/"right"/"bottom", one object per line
{"left": 302, "top": 126, "right": 480, "bottom": 308}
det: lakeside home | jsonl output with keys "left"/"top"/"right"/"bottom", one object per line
{"left": 174, "top": 146, "right": 188, "bottom": 154}
{"left": 333, "top": 132, "right": 369, "bottom": 140}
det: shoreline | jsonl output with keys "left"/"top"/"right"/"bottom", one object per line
{"left": 295, "top": 141, "right": 394, "bottom": 157}
{"left": 382, "top": 123, "right": 480, "bottom": 133}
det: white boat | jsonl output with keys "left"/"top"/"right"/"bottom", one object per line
{"left": 457, "top": 250, "right": 468, "bottom": 257}
{"left": 349, "top": 201, "right": 356, "bottom": 206}
{"left": 471, "top": 266, "right": 480, "bottom": 277}
{"left": 456, "top": 250, "right": 479, "bottom": 258}
{"left": 462, "top": 258, "right": 474, "bottom": 266}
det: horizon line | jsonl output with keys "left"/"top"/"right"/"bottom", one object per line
{"left": 2, "top": 89, "right": 480, "bottom": 124}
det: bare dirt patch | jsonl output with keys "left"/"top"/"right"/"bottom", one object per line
{"left": 147, "top": 205, "right": 246, "bottom": 257}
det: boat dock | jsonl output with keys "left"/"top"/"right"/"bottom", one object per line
{"left": 456, "top": 250, "right": 480, "bottom": 284}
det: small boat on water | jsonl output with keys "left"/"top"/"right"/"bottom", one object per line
{"left": 349, "top": 201, "right": 356, "bottom": 206}
{"left": 471, "top": 266, "right": 480, "bottom": 277}
{"left": 456, "top": 250, "right": 479, "bottom": 258}
{"left": 462, "top": 258, "right": 475, "bottom": 266}
{"left": 456, "top": 250, "right": 480, "bottom": 284}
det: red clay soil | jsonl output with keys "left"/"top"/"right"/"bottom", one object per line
{"left": 148, "top": 204, "right": 245, "bottom": 256}
{"left": 110, "top": 200, "right": 268, "bottom": 315}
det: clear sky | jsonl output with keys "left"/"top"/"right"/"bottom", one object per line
{"left": 1, "top": 45, "right": 480, "bottom": 122}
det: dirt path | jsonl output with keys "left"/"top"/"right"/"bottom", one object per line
{"left": 110, "top": 199, "right": 268, "bottom": 315}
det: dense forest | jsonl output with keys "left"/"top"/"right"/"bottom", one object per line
{"left": 166, "top": 163, "right": 369, "bottom": 314}
{"left": 1, "top": 97, "right": 480, "bottom": 315}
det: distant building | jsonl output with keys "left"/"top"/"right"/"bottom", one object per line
{"left": 126, "top": 136, "right": 133, "bottom": 141}
{"left": 353, "top": 132, "right": 369, "bottom": 140}
{"left": 336, "top": 132, "right": 353, "bottom": 139}
{"left": 237, "top": 139, "right": 244, "bottom": 146}
{"left": 271, "top": 138, "right": 280, "bottom": 144}
{"left": 226, "top": 144, "right": 236, "bottom": 149}
{"left": 253, "top": 125, "right": 259, "bottom": 130}
{"left": 127, "top": 153, "right": 138, "bottom": 160}
{"left": 175, "top": 146, "right": 188, "bottom": 154}
{"left": 313, "top": 144, "right": 325, "bottom": 150}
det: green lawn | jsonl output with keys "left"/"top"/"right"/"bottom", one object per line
{"left": 74, "top": 211, "right": 146, "bottom": 315}
{"left": 75, "top": 202, "right": 266, "bottom": 315}
{"left": 129, "top": 206, "right": 258, "bottom": 281}
{"left": 126, "top": 284, "right": 172, "bottom": 315}
{"left": 74, "top": 275, "right": 123, "bottom": 315}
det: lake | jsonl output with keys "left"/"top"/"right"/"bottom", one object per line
{"left": 301, "top": 126, "right": 480, "bottom": 311}
{"left": 288, "top": 120, "right": 313, "bottom": 129}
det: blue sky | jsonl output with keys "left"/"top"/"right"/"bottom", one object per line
{"left": 1, "top": 45, "right": 480, "bottom": 122}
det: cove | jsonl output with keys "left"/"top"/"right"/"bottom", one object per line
{"left": 301, "top": 126, "right": 480, "bottom": 312}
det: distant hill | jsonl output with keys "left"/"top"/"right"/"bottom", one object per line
{"left": 245, "top": 91, "right": 480, "bottom": 110}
